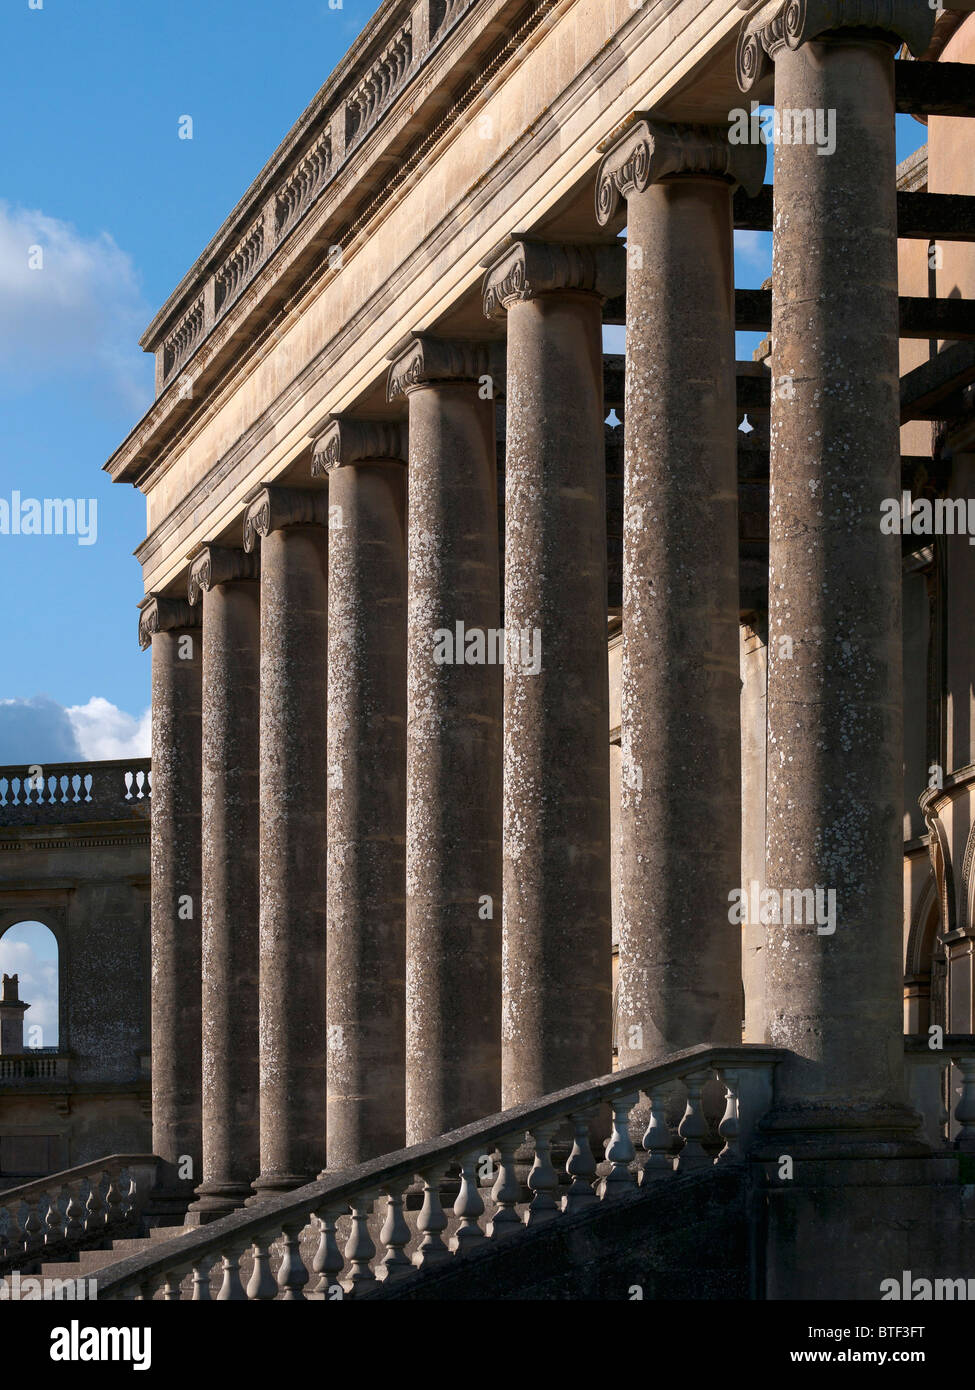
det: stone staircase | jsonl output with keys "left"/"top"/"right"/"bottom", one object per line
{"left": 39, "top": 1225, "right": 195, "bottom": 1283}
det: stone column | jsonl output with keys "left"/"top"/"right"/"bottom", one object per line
{"left": 595, "top": 121, "right": 765, "bottom": 1067}
{"left": 481, "top": 238, "right": 625, "bottom": 1105}
{"left": 387, "top": 335, "right": 503, "bottom": 1143}
{"left": 139, "top": 593, "right": 202, "bottom": 1199}
{"left": 736, "top": 1, "right": 936, "bottom": 1147}
{"left": 185, "top": 544, "right": 261, "bottom": 1221}
{"left": 243, "top": 485, "right": 330, "bottom": 1195}
{"left": 311, "top": 419, "right": 408, "bottom": 1168}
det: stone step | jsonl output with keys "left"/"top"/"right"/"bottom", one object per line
{"left": 40, "top": 1227, "right": 187, "bottom": 1281}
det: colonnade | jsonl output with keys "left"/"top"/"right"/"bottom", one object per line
{"left": 139, "top": 3, "right": 934, "bottom": 1216}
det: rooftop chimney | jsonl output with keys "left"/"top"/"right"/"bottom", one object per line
{"left": 0, "top": 973, "right": 29, "bottom": 1054}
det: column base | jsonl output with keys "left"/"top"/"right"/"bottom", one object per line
{"left": 752, "top": 1100, "right": 931, "bottom": 1161}
{"left": 184, "top": 1181, "right": 254, "bottom": 1226}
{"left": 246, "top": 1172, "right": 318, "bottom": 1205}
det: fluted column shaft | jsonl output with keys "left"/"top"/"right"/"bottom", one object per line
{"left": 482, "top": 240, "right": 624, "bottom": 1105}
{"left": 314, "top": 421, "right": 407, "bottom": 1168}
{"left": 245, "top": 487, "right": 329, "bottom": 1193}
{"left": 185, "top": 546, "right": 261, "bottom": 1220}
{"left": 736, "top": 1, "right": 935, "bottom": 1142}
{"left": 388, "top": 338, "right": 502, "bottom": 1142}
{"left": 596, "top": 122, "right": 765, "bottom": 1065}
{"left": 140, "top": 595, "right": 202, "bottom": 1196}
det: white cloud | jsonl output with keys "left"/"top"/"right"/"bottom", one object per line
{"left": 735, "top": 229, "right": 773, "bottom": 278}
{"left": 65, "top": 697, "right": 150, "bottom": 761}
{"left": 0, "top": 201, "right": 152, "bottom": 411}
{"left": 0, "top": 934, "right": 58, "bottom": 1049}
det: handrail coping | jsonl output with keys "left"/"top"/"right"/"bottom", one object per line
{"left": 94, "top": 1043, "right": 787, "bottom": 1296}
{"left": 0, "top": 759, "right": 151, "bottom": 779}
{"left": 0, "top": 1155, "right": 160, "bottom": 1206}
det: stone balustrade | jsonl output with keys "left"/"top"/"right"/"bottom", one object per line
{"left": 0, "top": 1155, "right": 159, "bottom": 1273}
{"left": 0, "top": 1054, "right": 69, "bottom": 1084}
{"left": 94, "top": 1046, "right": 785, "bottom": 1300}
{"left": 905, "top": 1035, "right": 975, "bottom": 1153}
{"left": 0, "top": 759, "right": 151, "bottom": 826}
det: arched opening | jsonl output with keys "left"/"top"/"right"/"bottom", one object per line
{"left": 0, "top": 920, "right": 60, "bottom": 1051}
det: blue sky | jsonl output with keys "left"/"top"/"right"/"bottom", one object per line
{"left": 0, "top": 2, "right": 930, "bottom": 767}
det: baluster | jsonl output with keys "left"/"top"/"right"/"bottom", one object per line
{"left": 24, "top": 1200, "right": 45, "bottom": 1251}
{"left": 124, "top": 770, "right": 134, "bottom": 800}
{"left": 64, "top": 1184, "right": 86, "bottom": 1240}
{"left": 70, "top": 773, "right": 81, "bottom": 803}
{"left": 85, "top": 1175, "right": 106, "bottom": 1231}
{"left": 345, "top": 1195, "right": 378, "bottom": 1291}
{"left": 105, "top": 1170, "right": 124, "bottom": 1225}
{"left": 246, "top": 1237, "right": 278, "bottom": 1300}
{"left": 44, "top": 1193, "right": 64, "bottom": 1245}
{"left": 954, "top": 1056, "right": 975, "bottom": 1153}
{"left": 135, "top": 769, "right": 146, "bottom": 799}
{"left": 277, "top": 1219, "right": 310, "bottom": 1300}
{"left": 714, "top": 1068, "right": 741, "bottom": 1165}
{"left": 191, "top": 1255, "right": 216, "bottom": 1301}
{"left": 216, "top": 1243, "right": 249, "bottom": 1301}
{"left": 563, "top": 1111, "right": 599, "bottom": 1213}
{"left": 487, "top": 1135, "right": 522, "bottom": 1237}
{"left": 378, "top": 1182, "right": 412, "bottom": 1281}
{"left": 119, "top": 1170, "right": 135, "bottom": 1218}
{"left": 450, "top": 1151, "right": 485, "bottom": 1251}
{"left": 82, "top": 773, "right": 92, "bottom": 802}
{"left": 640, "top": 1085, "right": 677, "bottom": 1182}
{"left": 311, "top": 1209, "right": 345, "bottom": 1297}
{"left": 413, "top": 1168, "right": 450, "bottom": 1267}
{"left": 599, "top": 1093, "right": 639, "bottom": 1199}
{"left": 676, "top": 1070, "right": 713, "bottom": 1172}
{"left": 12, "top": 777, "right": 23, "bottom": 806}
{"left": 0, "top": 778, "right": 8, "bottom": 808}
{"left": 162, "top": 1268, "right": 186, "bottom": 1301}
{"left": 525, "top": 1122, "right": 560, "bottom": 1226}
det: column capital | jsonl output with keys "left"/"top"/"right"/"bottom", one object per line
{"left": 595, "top": 116, "right": 766, "bottom": 225}
{"left": 242, "top": 484, "right": 330, "bottom": 553}
{"left": 736, "top": 0, "right": 936, "bottom": 92}
{"left": 386, "top": 334, "right": 501, "bottom": 401}
{"left": 481, "top": 238, "right": 625, "bottom": 321}
{"left": 187, "top": 544, "right": 259, "bottom": 606}
{"left": 138, "top": 593, "right": 200, "bottom": 650}
{"left": 310, "top": 417, "right": 407, "bottom": 477}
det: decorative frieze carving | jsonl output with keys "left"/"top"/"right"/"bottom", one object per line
{"left": 275, "top": 131, "right": 333, "bottom": 238}
{"left": 481, "top": 238, "right": 626, "bottom": 320}
{"left": 214, "top": 219, "right": 266, "bottom": 314}
{"left": 430, "top": 0, "right": 475, "bottom": 40}
{"left": 595, "top": 116, "right": 767, "bottom": 225}
{"left": 736, "top": 1, "right": 937, "bottom": 93}
{"left": 386, "top": 334, "right": 499, "bottom": 400}
{"left": 138, "top": 594, "right": 200, "bottom": 651}
{"left": 242, "top": 484, "right": 331, "bottom": 551}
{"left": 345, "top": 25, "right": 413, "bottom": 149}
{"left": 162, "top": 296, "right": 205, "bottom": 380}
{"left": 187, "top": 544, "right": 259, "bottom": 605}
{"left": 311, "top": 417, "right": 408, "bottom": 475}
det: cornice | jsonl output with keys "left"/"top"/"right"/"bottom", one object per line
{"left": 311, "top": 417, "right": 409, "bottom": 475}
{"left": 481, "top": 237, "right": 625, "bottom": 319}
{"left": 187, "top": 544, "right": 259, "bottom": 605}
{"left": 242, "top": 484, "right": 331, "bottom": 552}
{"left": 137, "top": 594, "right": 199, "bottom": 651}
{"left": 735, "top": 1, "right": 937, "bottom": 92}
{"left": 595, "top": 115, "right": 766, "bottom": 225}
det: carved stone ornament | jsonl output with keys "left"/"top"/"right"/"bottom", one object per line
{"left": 311, "top": 417, "right": 408, "bottom": 477}
{"left": 386, "top": 334, "right": 501, "bottom": 401}
{"left": 138, "top": 593, "right": 200, "bottom": 650}
{"left": 481, "top": 238, "right": 626, "bottom": 321}
{"left": 595, "top": 116, "right": 767, "bottom": 225}
{"left": 187, "top": 544, "right": 259, "bottom": 605}
{"left": 242, "top": 484, "right": 331, "bottom": 552}
{"left": 736, "top": 1, "right": 938, "bottom": 93}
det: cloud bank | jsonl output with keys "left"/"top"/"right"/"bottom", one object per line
{"left": 0, "top": 695, "right": 150, "bottom": 765}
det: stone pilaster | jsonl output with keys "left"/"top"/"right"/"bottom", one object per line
{"left": 387, "top": 334, "right": 503, "bottom": 1143}
{"left": 481, "top": 237, "right": 624, "bottom": 1105}
{"left": 184, "top": 543, "right": 262, "bottom": 1221}
{"left": 312, "top": 418, "right": 408, "bottom": 1168}
{"left": 139, "top": 593, "right": 202, "bottom": 1199}
{"left": 243, "top": 485, "right": 330, "bottom": 1195}
{"left": 736, "top": 1, "right": 936, "bottom": 1150}
{"left": 595, "top": 120, "right": 765, "bottom": 1070}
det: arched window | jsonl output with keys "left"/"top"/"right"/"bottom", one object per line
{"left": 0, "top": 920, "right": 59, "bottom": 1050}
